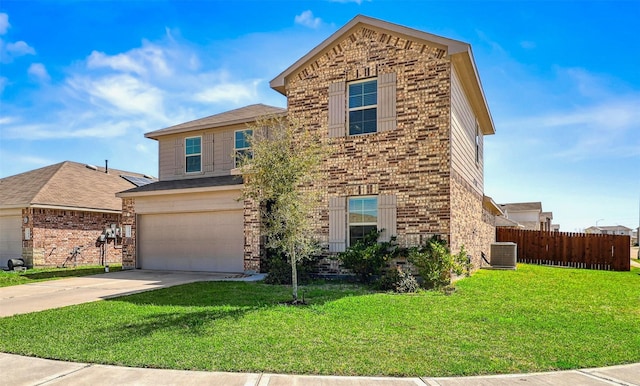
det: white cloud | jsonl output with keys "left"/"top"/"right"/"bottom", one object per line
{"left": 0, "top": 13, "right": 9, "bottom": 35}
{"left": 67, "top": 74, "right": 167, "bottom": 120}
{"left": 295, "top": 10, "right": 322, "bottom": 29}
{"left": 87, "top": 43, "right": 172, "bottom": 77}
{"left": 87, "top": 50, "right": 147, "bottom": 75}
{"left": 6, "top": 40, "right": 35, "bottom": 56}
{"left": 194, "top": 80, "right": 260, "bottom": 104}
{"left": 28, "top": 63, "right": 50, "bottom": 82}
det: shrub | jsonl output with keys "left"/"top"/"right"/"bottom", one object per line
{"left": 376, "top": 266, "right": 419, "bottom": 293}
{"left": 263, "top": 247, "right": 318, "bottom": 285}
{"left": 337, "top": 229, "right": 399, "bottom": 283}
{"left": 408, "top": 236, "right": 468, "bottom": 290}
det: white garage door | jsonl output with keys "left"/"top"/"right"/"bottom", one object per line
{"left": 138, "top": 210, "right": 244, "bottom": 272}
{"left": 0, "top": 215, "right": 22, "bottom": 263}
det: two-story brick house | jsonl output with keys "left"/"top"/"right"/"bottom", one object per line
{"left": 117, "top": 15, "right": 497, "bottom": 273}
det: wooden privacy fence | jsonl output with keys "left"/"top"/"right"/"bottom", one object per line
{"left": 496, "top": 228, "right": 630, "bottom": 271}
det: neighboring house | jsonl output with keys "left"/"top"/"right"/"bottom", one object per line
{"left": 585, "top": 225, "right": 633, "bottom": 236}
{"left": 498, "top": 202, "right": 554, "bottom": 231}
{"left": 118, "top": 15, "right": 498, "bottom": 273}
{"left": 0, "top": 161, "right": 154, "bottom": 268}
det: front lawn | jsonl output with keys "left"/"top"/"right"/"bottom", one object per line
{"left": 0, "top": 265, "right": 122, "bottom": 288}
{"left": 0, "top": 264, "right": 638, "bottom": 377}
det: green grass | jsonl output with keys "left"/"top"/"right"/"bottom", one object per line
{"left": 0, "top": 264, "right": 638, "bottom": 377}
{"left": 0, "top": 264, "right": 122, "bottom": 288}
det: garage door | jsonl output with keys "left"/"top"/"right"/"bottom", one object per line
{"left": 0, "top": 215, "right": 22, "bottom": 264}
{"left": 138, "top": 210, "right": 244, "bottom": 272}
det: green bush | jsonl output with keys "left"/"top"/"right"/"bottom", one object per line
{"left": 263, "top": 247, "right": 318, "bottom": 285}
{"left": 376, "top": 266, "right": 419, "bottom": 293}
{"left": 337, "top": 229, "right": 399, "bottom": 283}
{"left": 408, "top": 236, "right": 468, "bottom": 290}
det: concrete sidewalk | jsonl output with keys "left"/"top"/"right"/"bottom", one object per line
{"left": 0, "top": 353, "right": 638, "bottom": 385}
{"left": 0, "top": 269, "right": 264, "bottom": 317}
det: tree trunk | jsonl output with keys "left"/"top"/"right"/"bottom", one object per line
{"left": 290, "top": 245, "right": 298, "bottom": 301}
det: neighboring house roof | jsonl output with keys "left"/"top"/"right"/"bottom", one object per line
{"left": 269, "top": 14, "right": 495, "bottom": 136}
{"left": 496, "top": 216, "right": 524, "bottom": 228}
{"left": 499, "top": 202, "right": 543, "bottom": 212}
{"left": 483, "top": 195, "right": 504, "bottom": 216}
{"left": 145, "top": 104, "right": 286, "bottom": 140}
{"left": 587, "top": 225, "right": 633, "bottom": 232}
{"left": 117, "top": 175, "right": 243, "bottom": 197}
{"left": 0, "top": 161, "right": 150, "bottom": 212}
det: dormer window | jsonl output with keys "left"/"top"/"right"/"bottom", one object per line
{"left": 234, "top": 129, "right": 253, "bottom": 167}
{"left": 348, "top": 79, "right": 377, "bottom": 135}
{"left": 185, "top": 136, "right": 201, "bottom": 173}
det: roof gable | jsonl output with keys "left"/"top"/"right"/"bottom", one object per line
{"left": 500, "top": 202, "right": 543, "bottom": 212}
{"left": 0, "top": 161, "right": 147, "bottom": 212}
{"left": 145, "top": 104, "right": 286, "bottom": 139}
{"left": 269, "top": 15, "right": 494, "bottom": 135}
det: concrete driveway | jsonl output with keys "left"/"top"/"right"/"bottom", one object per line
{"left": 0, "top": 269, "right": 259, "bottom": 317}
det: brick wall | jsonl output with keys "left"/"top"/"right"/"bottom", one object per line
{"left": 22, "top": 207, "right": 121, "bottom": 268}
{"left": 121, "top": 198, "right": 136, "bottom": 269}
{"left": 280, "top": 26, "right": 454, "bottom": 259}
{"left": 449, "top": 171, "right": 495, "bottom": 270}
{"left": 243, "top": 198, "right": 262, "bottom": 272}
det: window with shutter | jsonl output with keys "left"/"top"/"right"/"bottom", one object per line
{"left": 185, "top": 136, "right": 201, "bottom": 173}
{"left": 377, "top": 194, "right": 397, "bottom": 242}
{"left": 328, "top": 81, "right": 346, "bottom": 138}
{"left": 348, "top": 80, "right": 377, "bottom": 135}
{"left": 234, "top": 129, "right": 253, "bottom": 167}
{"left": 348, "top": 196, "right": 378, "bottom": 246}
{"left": 328, "top": 196, "right": 346, "bottom": 252}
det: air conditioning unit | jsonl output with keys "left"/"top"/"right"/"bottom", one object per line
{"left": 490, "top": 242, "right": 517, "bottom": 269}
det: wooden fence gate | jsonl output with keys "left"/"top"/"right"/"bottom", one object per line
{"left": 496, "top": 228, "right": 630, "bottom": 271}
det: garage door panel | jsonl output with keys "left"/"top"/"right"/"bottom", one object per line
{"left": 138, "top": 211, "right": 244, "bottom": 273}
{"left": 0, "top": 215, "right": 22, "bottom": 261}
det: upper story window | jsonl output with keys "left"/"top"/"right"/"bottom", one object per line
{"left": 348, "top": 196, "right": 378, "bottom": 246}
{"left": 185, "top": 136, "right": 201, "bottom": 173}
{"left": 348, "top": 79, "right": 377, "bottom": 135}
{"left": 234, "top": 129, "right": 253, "bottom": 167}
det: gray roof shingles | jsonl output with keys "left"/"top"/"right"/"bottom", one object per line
{"left": 0, "top": 161, "right": 149, "bottom": 211}
{"left": 119, "top": 175, "right": 243, "bottom": 194}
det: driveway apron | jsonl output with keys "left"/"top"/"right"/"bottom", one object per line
{"left": 0, "top": 270, "right": 241, "bottom": 317}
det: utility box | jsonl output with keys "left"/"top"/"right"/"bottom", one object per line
{"left": 490, "top": 242, "right": 517, "bottom": 269}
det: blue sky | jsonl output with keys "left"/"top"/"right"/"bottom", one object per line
{"left": 1, "top": 0, "right": 638, "bottom": 232}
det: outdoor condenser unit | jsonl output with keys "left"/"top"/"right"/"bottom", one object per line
{"left": 490, "top": 242, "right": 517, "bottom": 269}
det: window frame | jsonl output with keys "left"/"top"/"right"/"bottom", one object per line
{"left": 347, "top": 78, "right": 378, "bottom": 136}
{"left": 234, "top": 129, "right": 253, "bottom": 168}
{"left": 184, "top": 136, "right": 202, "bottom": 174}
{"left": 475, "top": 121, "right": 480, "bottom": 165}
{"left": 347, "top": 196, "right": 378, "bottom": 247}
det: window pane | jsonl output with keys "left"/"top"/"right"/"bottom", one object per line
{"left": 348, "top": 108, "right": 376, "bottom": 135}
{"left": 363, "top": 91, "right": 377, "bottom": 106}
{"left": 348, "top": 80, "right": 377, "bottom": 108}
{"left": 348, "top": 197, "right": 378, "bottom": 224}
{"left": 186, "top": 155, "right": 201, "bottom": 173}
{"left": 185, "top": 137, "right": 201, "bottom": 155}
{"left": 349, "top": 225, "right": 377, "bottom": 246}
{"left": 235, "top": 149, "right": 253, "bottom": 167}
{"left": 362, "top": 80, "right": 377, "bottom": 94}
{"left": 235, "top": 130, "right": 252, "bottom": 149}
{"left": 349, "top": 95, "right": 362, "bottom": 109}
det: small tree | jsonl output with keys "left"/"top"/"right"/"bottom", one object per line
{"left": 239, "top": 115, "right": 326, "bottom": 302}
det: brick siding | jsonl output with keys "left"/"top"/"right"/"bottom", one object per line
{"left": 22, "top": 207, "right": 121, "bottom": 268}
